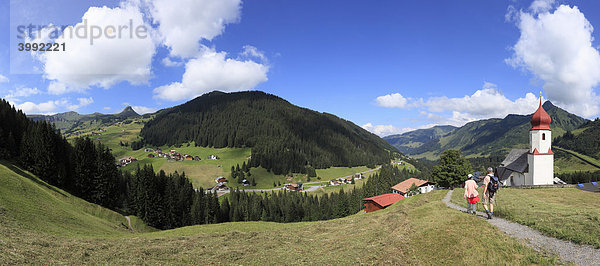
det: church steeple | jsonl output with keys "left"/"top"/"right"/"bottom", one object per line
{"left": 530, "top": 97, "right": 551, "bottom": 131}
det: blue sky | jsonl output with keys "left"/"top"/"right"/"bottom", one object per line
{"left": 1, "top": 0, "right": 600, "bottom": 136}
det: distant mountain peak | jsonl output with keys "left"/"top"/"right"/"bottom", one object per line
{"left": 118, "top": 106, "right": 139, "bottom": 117}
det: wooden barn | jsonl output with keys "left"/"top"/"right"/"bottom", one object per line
{"left": 362, "top": 193, "right": 405, "bottom": 213}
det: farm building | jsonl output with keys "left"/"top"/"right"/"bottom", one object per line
{"left": 147, "top": 154, "right": 155, "bottom": 158}
{"left": 285, "top": 183, "right": 303, "bottom": 192}
{"left": 391, "top": 178, "right": 436, "bottom": 197}
{"left": 215, "top": 176, "right": 227, "bottom": 184}
{"left": 362, "top": 193, "right": 405, "bottom": 213}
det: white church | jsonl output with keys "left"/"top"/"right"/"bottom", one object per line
{"left": 497, "top": 98, "right": 554, "bottom": 186}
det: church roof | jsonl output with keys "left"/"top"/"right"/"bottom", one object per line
{"left": 530, "top": 99, "right": 551, "bottom": 130}
{"left": 500, "top": 149, "right": 529, "bottom": 174}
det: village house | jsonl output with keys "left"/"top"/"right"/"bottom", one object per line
{"left": 185, "top": 155, "right": 193, "bottom": 160}
{"left": 329, "top": 179, "right": 343, "bottom": 186}
{"left": 194, "top": 156, "right": 201, "bottom": 161}
{"left": 285, "top": 183, "right": 303, "bottom": 192}
{"left": 354, "top": 173, "right": 363, "bottom": 180}
{"left": 391, "top": 178, "right": 436, "bottom": 197}
{"left": 242, "top": 179, "right": 250, "bottom": 186}
{"left": 147, "top": 154, "right": 155, "bottom": 158}
{"left": 144, "top": 148, "right": 154, "bottom": 152}
{"left": 208, "top": 155, "right": 219, "bottom": 160}
{"left": 497, "top": 98, "right": 554, "bottom": 186}
{"left": 215, "top": 176, "right": 227, "bottom": 184}
{"left": 362, "top": 193, "right": 405, "bottom": 213}
{"left": 118, "top": 156, "right": 137, "bottom": 166}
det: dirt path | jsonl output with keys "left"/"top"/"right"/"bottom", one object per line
{"left": 125, "top": 216, "right": 133, "bottom": 232}
{"left": 442, "top": 190, "right": 600, "bottom": 265}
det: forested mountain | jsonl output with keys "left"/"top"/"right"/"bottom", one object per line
{"left": 555, "top": 118, "right": 600, "bottom": 160}
{"left": 386, "top": 101, "right": 587, "bottom": 159}
{"left": 28, "top": 106, "right": 141, "bottom": 135}
{"left": 139, "top": 91, "right": 398, "bottom": 174}
{"left": 384, "top": 125, "right": 456, "bottom": 154}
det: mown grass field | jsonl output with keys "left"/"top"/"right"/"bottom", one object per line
{"left": 451, "top": 187, "right": 600, "bottom": 248}
{"left": 0, "top": 162, "right": 558, "bottom": 264}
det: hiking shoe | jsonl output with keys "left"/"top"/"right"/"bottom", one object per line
{"left": 486, "top": 212, "right": 492, "bottom": 219}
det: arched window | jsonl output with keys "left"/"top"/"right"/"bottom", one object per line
{"left": 542, "top": 133, "right": 546, "bottom": 140}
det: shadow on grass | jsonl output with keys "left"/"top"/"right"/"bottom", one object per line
{"left": 1, "top": 161, "right": 68, "bottom": 197}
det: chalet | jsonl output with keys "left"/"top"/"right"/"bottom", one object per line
{"left": 194, "top": 156, "right": 201, "bottom": 161}
{"left": 362, "top": 193, "right": 405, "bottom": 213}
{"left": 208, "top": 155, "right": 219, "bottom": 160}
{"left": 391, "top": 178, "right": 436, "bottom": 197}
{"left": 185, "top": 155, "right": 193, "bottom": 160}
{"left": 329, "top": 179, "right": 343, "bottom": 186}
{"left": 215, "top": 176, "right": 227, "bottom": 184}
{"left": 285, "top": 183, "right": 303, "bottom": 192}
{"left": 346, "top": 178, "right": 353, "bottom": 184}
{"left": 242, "top": 179, "right": 250, "bottom": 186}
{"left": 118, "top": 156, "right": 137, "bottom": 166}
{"left": 170, "top": 150, "right": 177, "bottom": 154}
{"left": 157, "top": 152, "right": 165, "bottom": 157}
{"left": 144, "top": 148, "right": 154, "bottom": 152}
{"left": 147, "top": 154, "right": 155, "bottom": 158}
{"left": 354, "top": 173, "right": 363, "bottom": 180}
{"left": 216, "top": 183, "right": 229, "bottom": 191}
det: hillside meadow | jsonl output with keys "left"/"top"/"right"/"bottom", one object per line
{"left": 451, "top": 187, "right": 600, "bottom": 248}
{"left": 0, "top": 161, "right": 559, "bottom": 264}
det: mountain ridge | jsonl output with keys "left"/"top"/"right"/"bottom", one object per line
{"left": 384, "top": 101, "right": 588, "bottom": 159}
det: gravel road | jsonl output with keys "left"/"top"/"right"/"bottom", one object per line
{"left": 443, "top": 190, "right": 600, "bottom": 266}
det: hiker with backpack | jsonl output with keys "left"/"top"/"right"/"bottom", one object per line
{"left": 463, "top": 174, "right": 479, "bottom": 214}
{"left": 483, "top": 167, "right": 499, "bottom": 219}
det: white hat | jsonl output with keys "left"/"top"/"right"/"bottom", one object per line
{"left": 468, "top": 174, "right": 473, "bottom": 178}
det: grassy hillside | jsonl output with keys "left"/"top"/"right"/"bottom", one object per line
{"left": 0, "top": 161, "right": 144, "bottom": 237}
{"left": 384, "top": 125, "right": 456, "bottom": 154}
{"left": 451, "top": 187, "right": 600, "bottom": 248}
{"left": 1, "top": 187, "right": 557, "bottom": 264}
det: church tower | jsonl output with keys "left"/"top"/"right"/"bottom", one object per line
{"left": 527, "top": 98, "right": 554, "bottom": 185}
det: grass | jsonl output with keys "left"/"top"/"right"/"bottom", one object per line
{"left": 451, "top": 187, "right": 600, "bottom": 248}
{"left": 0, "top": 161, "right": 135, "bottom": 238}
{"left": 1, "top": 175, "right": 558, "bottom": 264}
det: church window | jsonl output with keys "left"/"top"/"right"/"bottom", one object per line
{"left": 542, "top": 133, "right": 546, "bottom": 140}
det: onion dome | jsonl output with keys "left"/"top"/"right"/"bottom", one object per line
{"left": 530, "top": 99, "right": 551, "bottom": 130}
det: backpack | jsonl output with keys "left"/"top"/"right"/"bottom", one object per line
{"left": 487, "top": 176, "right": 499, "bottom": 195}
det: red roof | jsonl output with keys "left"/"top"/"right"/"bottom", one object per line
{"left": 391, "top": 178, "right": 435, "bottom": 193}
{"left": 362, "top": 193, "right": 405, "bottom": 207}
{"left": 530, "top": 99, "right": 551, "bottom": 130}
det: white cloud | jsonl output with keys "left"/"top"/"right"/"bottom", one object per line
{"left": 374, "top": 83, "right": 542, "bottom": 127}
{"left": 103, "top": 106, "right": 112, "bottom": 111}
{"left": 162, "top": 57, "right": 183, "bottom": 67}
{"left": 132, "top": 105, "right": 157, "bottom": 114}
{"left": 4, "top": 87, "right": 41, "bottom": 101}
{"left": 147, "top": 0, "right": 241, "bottom": 58}
{"left": 375, "top": 93, "right": 409, "bottom": 108}
{"left": 154, "top": 47, "right": 269, "bottom": 101}
{"left": 67, "top": 97, "right": 94, "bottom": 110}
{"left": 506, "top": 3, "right": 600, "bottom": 117}
{"left": 362, "top": 123, "right": 406, "bottom": 137}
{"left": 0, "top": 74, "right": 8, "bottom": 83}
{"left": 14, "top": 100, "right": 61, "bottom": 114}
{"left": 38, "top": 3, "right": 156, "bottom": 94}
{"left": 240, "top": 45, "right": 267, "bottom": 62}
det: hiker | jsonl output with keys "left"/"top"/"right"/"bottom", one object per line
{"left": 482, "top": 167, "right": 499, "bottom": 219}
{"left": 464, "top": 174, "right": 479, "bottom": 214}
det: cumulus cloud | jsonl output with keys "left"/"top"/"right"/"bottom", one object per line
{"left": 162, "top": 57, "right": 183, "bottom": 67}
{"left": 375, "top": 93, "right": 409, "bottom": 108}
{"left": 374, "top": 82, "right": 542, "bottom": 127}
{"left": 4, "top": 87, "right": 41, "bottom": 101}
{"left": 14, "top": 100, "right": 61, "bottom": 114}
{"left": 37, "top": 2, "right": 156, "bottom": 94}
{"left": 147, "top": 0, "right": 241, "bottom": 58}
{"left": 506, "top": 2, "right": 600, "bottom": 117}
{"left": 361, "top": 123, "right": 407, "bottom": 137}
{"left": 240, "top": 45, "right": 268, "bottom": 63}
{"left": 67, "top": 97, "right": 94, "bottom": 110}
{"left": 154, "top": 47, "right": 269, "bottom": 101}
{"left": 0, "top": 74, "right": 8, "bottom": 83}
{"left": 131, "top": 105, "right": 157, "bottom": 114}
